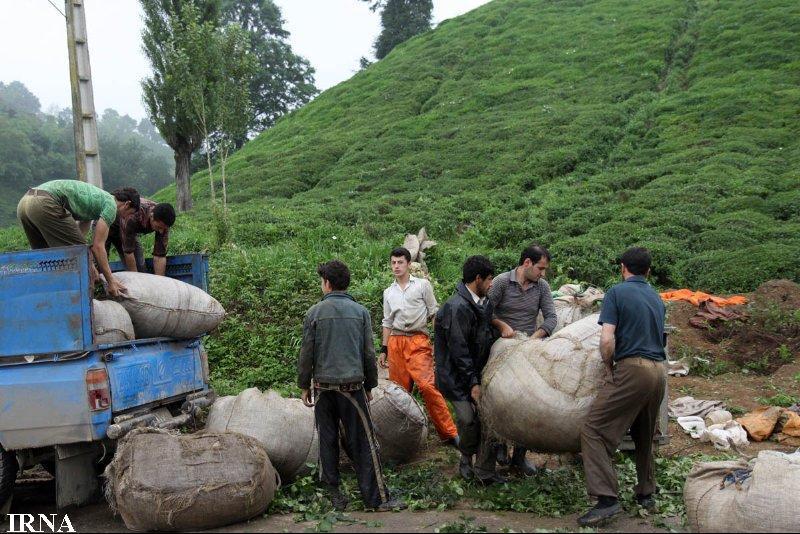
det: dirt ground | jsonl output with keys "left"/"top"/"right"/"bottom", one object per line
{"left": 1, "top": 489, "right": 671, "bottom": 534}
{"left": 3, "top": 280, "right": 797, "bottom": 533}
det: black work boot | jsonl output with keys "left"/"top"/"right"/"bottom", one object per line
{"left": 375, "top": 498, "right": 408, "bottom": 512}
{"left": 577, "top": 497, "right": 622, "bottom": 527}
{"left": 495, "top": 443, "right": 509, "bottom": 466}
{"left": 476, "top": 472, "right": 509, "bottom": 486}
{"left": 636, "top": 493, "right": 656, "bottom": 512}
{"left": 509, "top": 447, "right": 538, "bottom": 477}
{"left": 459, "top": 453, "right": 474, "bottom": 480}
{"left": 327, "top": 487, "right": 349, "bottom": 511}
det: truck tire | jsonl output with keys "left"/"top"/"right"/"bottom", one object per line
{"left": 0, "top": 447, "right": 18, "bottom": 508}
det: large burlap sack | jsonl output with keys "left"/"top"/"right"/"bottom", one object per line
{"left": 205, "top": 388, "right": 318, "bottom": 482}
{"left": 113, "top": 272, "right": 225, "bottom": 339}
{"left": 684, "top": 450, "right": 800, "bottom": 532}
{"left": 480, "top": 313, "right": 604, "bottom": 452}
{"left": 93, "top": 299, "right": 135, "bottom": 344}
{"left": 104, "top": 429, "right": 279, "bottom": 532}
{"left": 370, "top": 379, "right": 428, "bottom": 464}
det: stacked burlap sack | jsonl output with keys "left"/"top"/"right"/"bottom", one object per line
{"left": 104, "top": 428, "right": 279, "bottom": 532}
{"left": 480, "top": 313, "right": 604, "bottom": 452}
{"left": 684, "top": 449, "right": 800, "bottom": 532}
{"left": 92, "top": 272, "right": 225, "bottom": 343}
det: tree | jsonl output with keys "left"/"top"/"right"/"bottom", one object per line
{"left": 212, "top": 25, "right": 255, "bottom": 209}
{"left": 141, "top": 0, "right": 221, "bottom": 212}
{"left": 0, "top": 81, "right": 41, "bottom": 116}
{"left": 221, "top": 0, "right": 317, "bottom": 139}
{"left": 362, "top": 0, "right": 433, "bottom": 60}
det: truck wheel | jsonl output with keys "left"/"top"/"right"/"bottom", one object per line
{"left": 0, "top": 447, "right": 18, "bottom": 507}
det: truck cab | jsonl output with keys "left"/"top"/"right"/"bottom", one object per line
{"left": 0, "top": 245, "right": 214, "bottom": 509}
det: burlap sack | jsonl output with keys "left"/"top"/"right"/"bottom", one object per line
{"left": 205, "top": 388, "right": 318, "bottom": 483}
{"left": 92, "top": 299, "right": 135, "bottom": 344}
{"left": 104, "top": 429, "right": 278, "bottom": 532}
{"left": 537, "top": 285, "right": 605, "bottom": 333}
{"left": 113, "top": 272, "right": 225, "bottom": 339}
{"left": 480, "top": 314, "right": 604, "bottom": 452}
{"left": 684, "top": 450, "right": 800, "bottom": 532}
{"left": 370, "top": 379, "right": 428, "bottom": 464}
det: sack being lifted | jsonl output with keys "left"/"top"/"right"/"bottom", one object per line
{"left": 480, "top": 313, "right": 604, "bottom": 452}
{"left": 113, "top": 272, "right": 225, "bottom": 339}
{"left": 104, "top": 428, "right": 279, "bottom": 532}
{"left": 684, "top": 450, "right": 800, "bottom": 532}
{"left": 205, "top": 388, "right": 318, "bottom": 483}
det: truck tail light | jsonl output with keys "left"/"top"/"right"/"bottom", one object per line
{"left": 86, "top": 369, "right": 111, "bottom": 411}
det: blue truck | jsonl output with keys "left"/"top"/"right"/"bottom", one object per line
{"left": 0, "top": 245, "right": 215, "bottom": 509}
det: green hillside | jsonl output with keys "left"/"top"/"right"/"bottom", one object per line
{"left": 2, "top": 0, "right": 798, "bottom": 393}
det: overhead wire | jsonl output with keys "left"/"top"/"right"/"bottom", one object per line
{"left": 46, "top": 0, "right": 66, "bottom": 18}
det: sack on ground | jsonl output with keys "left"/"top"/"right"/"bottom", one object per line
{"left": 370, "top": 379, "right": 428, "bottom": 464}
{"left": 684, "top": 450, "right": 800, "bottom": 532}
{"left": 205, "top": 388, "right": 318, "bottom": 482}
{"left": 93, "top": 299, "right": 134, "bottom": 344}
{"left": 113, "top": 272, "right": 225, "bottom": 339}
{"left": 480, "top": 314, "right": 604, "bottom": 452}
{"left": 104, "top": 428, "right": 278, "bottom": 532}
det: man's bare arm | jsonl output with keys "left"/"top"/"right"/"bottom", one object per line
{"left": 492, "top": 318, "right": 514, "bottom": 338}
{"left": 153, "top": 256, "right": 167, "bottom": 276}
{"left": 123, "top": 252, "right": 138, "bottom": 272}
{"left": 379, "top": 326, "right": 391, "bottom": 368}
{"left": 599, "top": 323, "right": 617, "bottom": 372}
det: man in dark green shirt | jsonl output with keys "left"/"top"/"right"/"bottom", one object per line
{"left": 17, "top": 180, "right": 139, "bottom": 297}
{"left": 578, "top": 247, "right": 667, "bottom": 527}
{"left": 297, "top": 260, "right": 405, "bottom": 513}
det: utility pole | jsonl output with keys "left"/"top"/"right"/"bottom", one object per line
{"left": 65, "top": 0, "right": 103, "bottom": 187}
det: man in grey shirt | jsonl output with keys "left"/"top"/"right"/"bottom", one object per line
{"left": 487, "top": 243, "right": 557, "bottom": 476}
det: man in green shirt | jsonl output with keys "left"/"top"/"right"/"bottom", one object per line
{"left": 17, "top": 180, "right": 140, "bottom": 297}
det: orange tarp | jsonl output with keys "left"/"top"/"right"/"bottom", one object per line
{"left": 660, "top": 289, "right": 748, "bottom": 307}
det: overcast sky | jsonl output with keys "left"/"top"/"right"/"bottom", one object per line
{"left": 0, "top": 0, "right": 491, "bottom": 121}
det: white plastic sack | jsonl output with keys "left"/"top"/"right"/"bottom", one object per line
{"left": 685, "top": 450, "right": 800, "bottom": 532}
{"left": 678, "top": 415, "right": 748, "bottom": 450}
{"left": 480, "top": 314, "right": 604, "bottom": 452}
{"left": 113, "top": 272, "right": 225, "bottom": 339}
{"left": 92, "top": 299, "right": 135, "bottom": 344}
{"left": 205, "top": 388, "right": 318, "bottom": 483}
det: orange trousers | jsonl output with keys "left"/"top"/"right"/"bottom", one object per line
{"left": 388, "top": 333, "right": 458, "bottom": 440}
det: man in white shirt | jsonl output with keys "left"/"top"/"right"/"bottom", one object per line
{"left": 379, "top": 247, "right": 459, "bottom": 446}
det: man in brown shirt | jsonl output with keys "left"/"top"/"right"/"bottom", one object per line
{"left": 106, "top": 199, "right": 175, "bottom": 276}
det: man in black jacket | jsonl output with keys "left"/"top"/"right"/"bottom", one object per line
{"left": 434, "top": 256, "right": 506, "bottom": 484}
{"left": 298, "top": 260, "right": 405, "bottom": 512}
